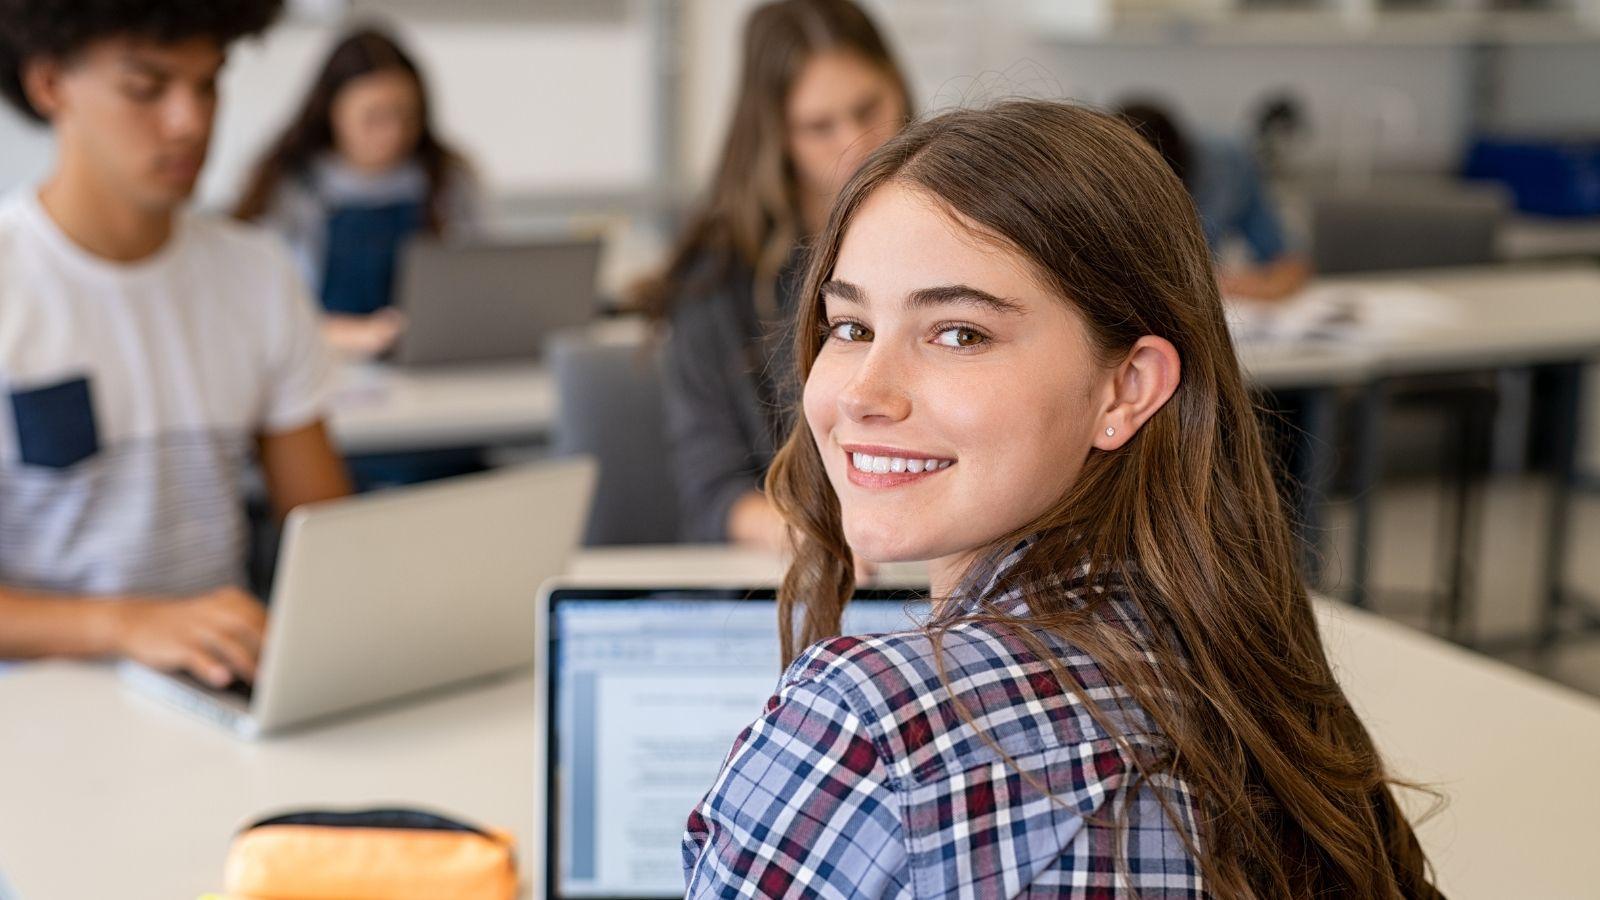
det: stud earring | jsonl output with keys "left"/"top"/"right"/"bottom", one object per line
{"left": 1105, "top": 426, "right": 1116, "bottom": 437}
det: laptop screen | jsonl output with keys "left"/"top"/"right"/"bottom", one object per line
{"left": 545, "top": 588, "right": 929, "bottom": 900}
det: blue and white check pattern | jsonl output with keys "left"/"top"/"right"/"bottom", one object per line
{"left": 683, "top": 552, "right": 1205, "bottom": 898}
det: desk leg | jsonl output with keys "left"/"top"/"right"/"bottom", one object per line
{"left": 1536, "top": 362, "right": 1584, "bottom": 654}
{"left": 1348, "top": 380, "right": 1386, "bottom": 609}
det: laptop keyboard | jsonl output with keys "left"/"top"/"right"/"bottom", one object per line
{"left": 173, "top": 671, "right": 254, "bottom": 703}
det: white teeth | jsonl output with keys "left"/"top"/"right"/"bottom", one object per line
{"left": 849, "top": 453, "right": 953, "bottom": 474}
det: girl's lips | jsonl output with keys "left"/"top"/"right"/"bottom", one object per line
{"left": 841, "top": 448, "right": 955, "bottom": 489}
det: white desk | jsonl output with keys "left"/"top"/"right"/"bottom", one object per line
{"left": 323, "top": 316, "right": 655, "bottom": 456}
{"left": 1236, "top": 265, "right": 1600, "bottom": 384}
{"left": 1, "top": 547, "right": 1598, "bottom": 899}
{"left": 1501, "top": 215, "right": 1600, "bottom": 262}
{"left": 1342, "top": 265, "right": 1600, "bottom": 375}
{"left": 326, "top": 362, "right": 554, "bottom": 456}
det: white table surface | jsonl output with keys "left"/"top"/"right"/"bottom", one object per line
{"left": 1, "top": 546, "right": 1597, "bottom": 900}
{"left": 1352, "top": 265, "right": 1600, "bottom": 375}
{"left": 326, "top": 361, "right": 554, "bottom": 456}
{"left": 1501, "top": 215, "right": 1600, "bottom": 262}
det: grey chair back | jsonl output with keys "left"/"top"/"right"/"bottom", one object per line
{"left": 1310, "top": 187, "right": 1505, "bottom": 274}
{"left": 548, "top": 323, "right": 679, "bottom": 545}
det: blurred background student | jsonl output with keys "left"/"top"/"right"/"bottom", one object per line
{"left": 1118, "top": 98, "right": 1311, "bottom": 302}
{"left": 235, "top": 26, "right": 478, "bottom": 359}
{"left": 0, "top": 0, "right": 350, "bottom": 687}
{"left": 634, "top": 0, "right": 911, "bottom": 550}
{"left": 235, "top": 26, "right": 481, "bottom": 489}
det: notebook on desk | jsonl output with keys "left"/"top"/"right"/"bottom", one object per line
{"left": 533, "top": 584, "right": 930, "bottom": 900}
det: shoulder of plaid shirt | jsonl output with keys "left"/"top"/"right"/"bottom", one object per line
{"left": 682, "top": 559, "right": 1207, "bottom": 899}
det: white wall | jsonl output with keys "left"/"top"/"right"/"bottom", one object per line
{"left": 1494, "top": 43, "right": 1600, "bottom": 132}
{"left": 0, "top": 112, "right": 52, "bottom": 193}
{"left": 4, "top": 3, "right": 1598, "bottom": 207}
{"left": 680, "top": 0, "right": 765, "bottom": 185}
{"left": 0, "top": 11, "right": 658, "bottom": 208}
{"left": 678, "top": 2, "right": 1479, "bottom": 180}
{"left": 1015, "top": 42, "right": 1472, "bottom": 171}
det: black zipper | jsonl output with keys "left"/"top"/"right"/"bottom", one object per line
{"left": 243, "top": 808, "right": 499, "bottom": 841}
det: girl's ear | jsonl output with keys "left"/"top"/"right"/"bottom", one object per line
{"left": 1093, "top": 335, "right": 1180, "bottom": 451}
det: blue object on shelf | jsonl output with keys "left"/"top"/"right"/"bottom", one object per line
{"left": 1463, "top": 135, "right": 1600, "bottom": 218}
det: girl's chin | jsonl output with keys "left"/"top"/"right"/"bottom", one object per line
{"left": 843, "top": 528, "right": 929, "bottom": 566}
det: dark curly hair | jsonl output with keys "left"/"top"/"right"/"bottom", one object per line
{"left": 0, "top": 0, "right": 283, "bottom": 123}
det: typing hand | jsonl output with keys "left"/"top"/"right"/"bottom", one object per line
{"left": 111, "top": 587, "right": 268, "bottom": 688}
{"left": 323, "top": 309, "right": 407, "bottom": 358}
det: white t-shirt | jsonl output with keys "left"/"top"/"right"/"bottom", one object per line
{"left": 0, "top": 190, "right": 332, "bottom": 597}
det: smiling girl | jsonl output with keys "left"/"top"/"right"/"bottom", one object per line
{"left": 682, "top": 102, "right": 1439, "bottom": 898}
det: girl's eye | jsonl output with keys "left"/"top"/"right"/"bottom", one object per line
{"left": 934, "top": 326, "right": 987, "bottom": 348}
{"left": 827, "top": 321, "right": 872, "bottom": 343}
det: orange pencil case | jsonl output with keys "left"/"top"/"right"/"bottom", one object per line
{"left": 221, "top": 808, "right": 517, "bottom": 900}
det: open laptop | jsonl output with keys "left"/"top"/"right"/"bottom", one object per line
{"left": 534, "top": 584, "right": 930, "bottom": 900}
{"left": 391, "top": 236, "right": 602, "bottom": 367}
{"left": 120, "top": 457, "right": 596, "bottom": 739}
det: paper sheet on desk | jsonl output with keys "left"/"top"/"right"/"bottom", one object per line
{"left": 1226, "top": 284, "right": 1457, "bottom": 345}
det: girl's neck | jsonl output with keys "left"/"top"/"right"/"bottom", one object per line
{"left": 333, "top": 152, "right": 408, "bottom": 179}
{"left": 927, "top": 549, "right": 977, "bottom": 604}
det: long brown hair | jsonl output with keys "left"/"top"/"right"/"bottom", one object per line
{"left": 633, "top": 0, "right": 910, "bottom": 319}
{"left": 232, "top": 26, "right": 464, "bottom": 230}
{"left": 767, "top": 101, "right": 1439, "bottom": 898}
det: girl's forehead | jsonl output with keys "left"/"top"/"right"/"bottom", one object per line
{"left": 831, "top": 186, "right": 1054, "bottom": 308}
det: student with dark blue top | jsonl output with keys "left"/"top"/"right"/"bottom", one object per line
{"left": 235, "top": 26, "right": 478, "bottom": 359}
{"left": 236, "top": 27, "right": 479, "bottom": 488}
{"left": 1119, "top": 100, "right": 1311, "bottom": 302}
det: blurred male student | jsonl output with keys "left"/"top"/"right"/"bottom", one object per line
{"left": 0, "top": 0, "right": 350, "bottom": 687}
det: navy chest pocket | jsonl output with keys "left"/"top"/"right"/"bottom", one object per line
{"left": 10, "top": 376, "right": 100, "bottom": 469}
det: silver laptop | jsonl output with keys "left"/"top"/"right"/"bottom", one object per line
{"left": 533, "top": 584, "right": 930, "bottom": 899}
{"left": 120, "top": 457, "right": 597, "bottom": 739}
{"left": 392, "top": 237, "right": 602, "bottom": 367}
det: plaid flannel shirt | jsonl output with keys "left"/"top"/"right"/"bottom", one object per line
{"left": 682, "top": 556, "right": 1205, "bottom": 899}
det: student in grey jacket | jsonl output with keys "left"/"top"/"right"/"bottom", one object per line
{"left": 635, "top": 0, "right": 910, "bottom": 549}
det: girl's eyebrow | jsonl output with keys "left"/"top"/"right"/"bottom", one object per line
{"left": 821, "top": 279, "right": 1024, "bottom": 316}
{"left": 905, "top": 284, "right": 1025, "bottom": 315}
{"left": 820, "top": 279, "right": 866, "bottom": 304}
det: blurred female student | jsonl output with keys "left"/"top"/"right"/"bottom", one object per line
{"left": 683, "top": 101, "right": 1439, "bottom": 898}
{"left": 236, "top": 27, "right": 477, "bottom": 357}
{"left": 635, "top": 0, "right": 911, "bottom": 549}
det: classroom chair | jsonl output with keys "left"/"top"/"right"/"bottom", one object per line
{"left": 548, "top": 323, "right": 680, "bottom": 545}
